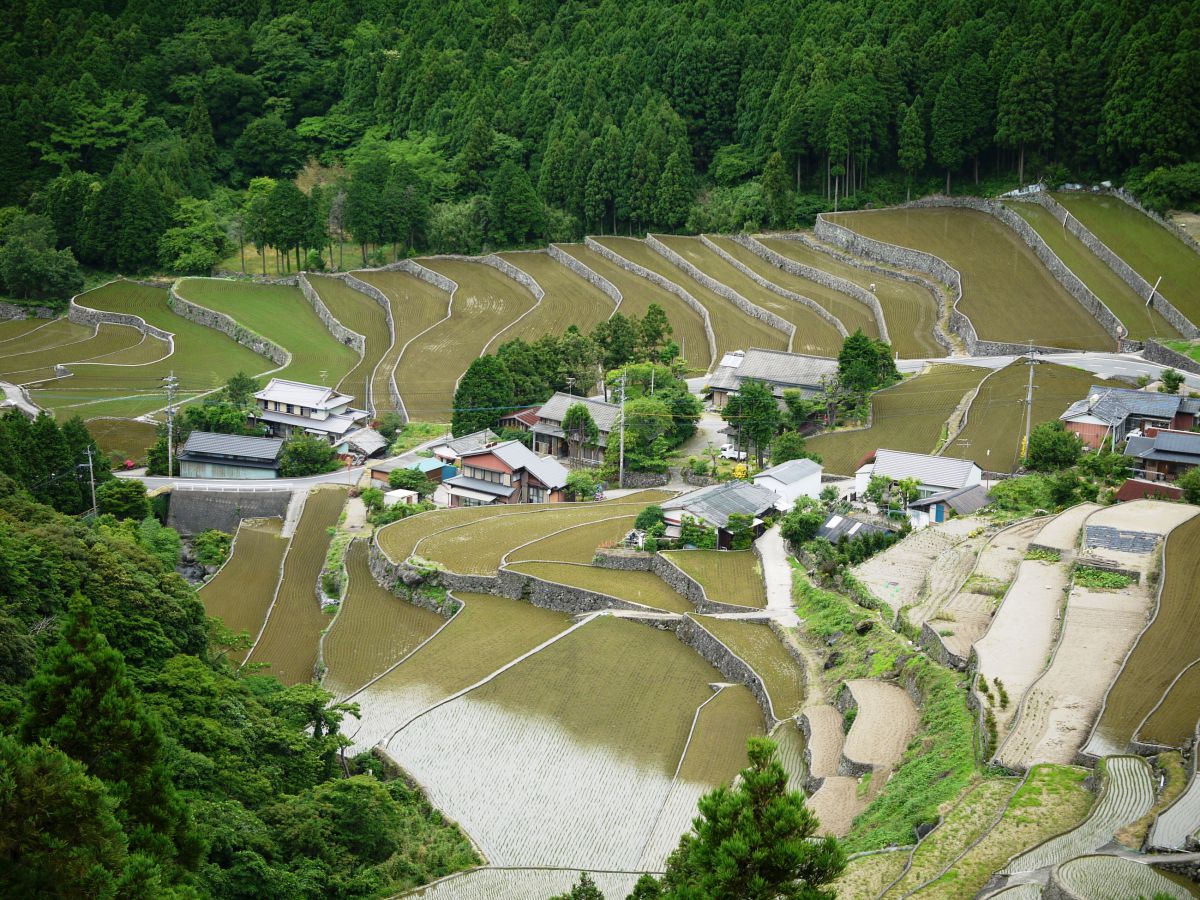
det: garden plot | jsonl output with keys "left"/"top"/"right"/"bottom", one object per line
{"left": 400, "top": 869, "right": 641, "bottom": 899}
{"left": 661, "top": 549, "right": 767, "bottom": 609}
{"left": 1054, "top": 192, "right": 1200, "bottom": 328}
{"left": 943, "top": 363, "right": 1122, "bottom": 473}
{"left": 494, "top": 250, "right": 615, "bottom": 342}
{"left": 387, "top": 615, "right": 727, "bottom": 869}
{"left": 595, "top": 236, "right": 788, "bottom": 357}
{"left": 1149, "top": 737, "right": 1200, "bottom": 851}
{"left": 879, "top": 778, "right": 1018, "bottom": 898}
{"left": 30, "top": 282, "right": 269, "bottom": 419}
{"left": 832, "top": 208, "right": 1114, "bottom": 351}
{"left": 1052, "top": 855, "right": 1192, "bottom": 900}
{"left": 695, "top": 616, "right": 804, "bottom": 718}
{"left": 175, "top": 279, "right": 359, "bottom": 388}
{"left": 0, "top": 323, "right": 146, "bottom": 384}
{"left": 321, "top": 541, "right": 445, "bottom": 700}
{"left": 555, "top": 244, "right": 711, "bottom": 370}
{"left": 352, "top": 270, "right": 452, "bottom": 420}
{"left": 807, "top": 364, "right": 988, "bottom": 475}
{"left": 199, "top": 518, "right": 288, "bottom": 664}
{"left": 843, "top": 679, "right": 919, "bottom": 771}
{"left": 710, "top": 235, "right": 881, "bottom": 339}
{"left": 308, "top": 274, "right": 391, "bottom": 411}
{"left": 1006, "top": 201, "right": 1179, "bottom": 341}
{"left": 1085, "top": 515, "right": 1200, "bottom": 757}
{"left": 1002, "top": 756, "right": 1154, "bottom": 874}
{"left": 344, "top": 592, "right": 571, "bottom": 754}
{"left": 656, "top": 234, "right": 843, "bottom": 355}
{"left": 914, "top": 765, "right": 1093, "bottom": 899}
{"left": 243, "top": 487, "right": 347, "bottom": 685}
{"left": 756, "top": 235, "right": 945, "bottom": 358}
{"left": 506, "top": 562, "right": 692, "bottom": 613}
{"left": 1139, "top": 661, "right": 1200, "bottom": 749}
{"left": 833, "top": 850, "right": 911, "bottom": 900}
{"left": 85, "top": 417, "right": 158, "bottom": 464}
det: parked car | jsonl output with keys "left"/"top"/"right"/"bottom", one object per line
{"left": 719, "top": 443, "right": 747, "bottom": 461}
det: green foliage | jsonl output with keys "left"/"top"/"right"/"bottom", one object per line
{"left": 193, "top": 529, "right": 232, "bottom": 568}
{"left": 359, "top": 486, "right": 385, "bottom": 512}
{"left": 96, "top": 478, "right": 150, "bottom": 521}
{"left": 726, "top": 513, "right": 755, "bottom": 551}
{"left": 562, "top": 402, "right": 601, "bottom": 456}
{"left": 1178, "top": 466, "right": 1200, "bottom": 505}
{"left": 387, "top": 467, "right": 435, "bottom": 497}
{"left": 0, "top": 212, "right": 82, "bottom": 305}
{"left": 157, "top": 197, "right": 231, "bottom": 274}
{"left": 278, "top": 433, "right": 339, "bottom": 477}
{"left": 988, "top": 473, "right": 1055, "bottom": 515}
{"left": 722, "top": 379, "right": 779, "bottom": 466}
{"left": 780, "top": 496, "right": 824, "bottom": 548}
{"left": 1073, "top": 565, "right": 1135, "bottom": 589}
{"left": 635, "top": 505, "right": 665, "bottom": 532}
{"left": 680, "top": 515, "right": 717, "bottom": 550}
{"left": 0, "top": 412, "right": 109, "bottom": 514}
{"left": 837, "top": 329, "right": 899, "bottom": 395}
{"left": 1158, "top": 368, "right": 1185, "bottom": 393}
{"left": 1026, "top": 421, "right": 1083, "bottom": 472}
{"left": 452, "top": 354, "right": 515, "bottom": 436}
{"left": 370, "top": 499, "right": 435, "bottom": 526}
{"left": 565, "top": 469, "right": 602, "bottom": 501}
{"left": 770, "top": 430, "right": 819, "bottom": 466}
{"left": 551, "top": 871, "right": 606, "bottom": 900}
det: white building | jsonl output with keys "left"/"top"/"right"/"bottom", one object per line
{"left": 752, "top": 458, "right": 823, "bottom": 510}
{"left": 855, "top": 449, "right": 982, "bottom": 499}
{"left": 253, "top": 378, "right": 369, "bottom": 447}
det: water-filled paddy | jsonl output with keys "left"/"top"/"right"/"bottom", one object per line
{"left": 199, "top": 517, "right": 288, "bottom": 663}
{"left": 662, "top": 549, "right": 767, "bottom": 608}
{"left": 308, "top": 274, "right": 392, "bottom": 411}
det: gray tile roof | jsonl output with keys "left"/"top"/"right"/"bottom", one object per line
{"left": 754, "top": 458, "right": 822, "bottom": 485}
{"left": 911, "top": 483, "right": 991, "bottom": 515}
{"left": 661, "top": 481, "right": 778, "bottom": 528}
{"left": 708, "top": 348, "right": 837, "bottom": 398}
{"left": 179, "top": 431, "right": 283, "bottom": 463}
{"left": 871, "top": 449, "right": 979, "bottom": 489}
{"left": 1124, "top": 430, "right": 1200, "bottom": 465}
{"left": 345, "top": 427, "right": 388, "bottom": 456}
{"left": 441, "top": 475, "right": 515, "bottom": 497}
{"left": 255, "top": 378, "right": 354, "bottom": 410}
{"left": 439, "top": 429, "right": 498, "bottom": 455}
{"left": 458, "top": 439, "right": 569, "bottom": 489}
{"left": 537, "top": 392, "right": 621, "bottom": 433}
{"left": 1062, "top": 386, "right": 1184, "bottom": 427}
{"left": 817, "top": 513, "right": 887, "bottom": 543}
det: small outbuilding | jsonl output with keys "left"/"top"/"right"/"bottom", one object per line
{"left": 178, "top": 431, "right": 284, "bottom": 480}
{"left": 907, "top": 483, "right": 991, "bottom": 528}
{"left": 383, "top": 488, "right": 420, "bottom": 506}
{"left": 753, "top": 458, "right": 823, "bottom": 510}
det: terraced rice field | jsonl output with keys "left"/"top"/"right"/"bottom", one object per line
{"left": 556, "top": 243, "right": 712, "bottom": 370}
{"left": 507, "top": 562, "right": 692, "bottom": 613}
{"left": 943, "top": 361, "right": 1121, "bottom": 472}
{"left": 1139, "top": 660, "right": 1200, "bottom": 748}
{"left": 388, "top": 615, "right": 728, "bottom": 868}
{"left": 832, "top": 208, "right": 1115, "bottom": 350}
{"left": 0, "top": 323, "right": 146, "bottom": 384}
{"left": 834, "top": 850, "right": 911, "bottom": 899}
{"left": 1054, "top": 192, "right": 1200, "bottom": 328}
{"left": 29, "top": 282, "right": 270, "bottom": 419}
{"left": 655, "top": 235, "right": 843, "bottom": 355}
{"left": 308, "top": 274, "right": 391, "bottom": 411}
{"left": 176, "top": 279, "right": 359, "bottom": 387}
{"left": 915, "top": 765, "right": 1093, "bottom": 899}
{"left": 807, "top": 364, "right": 988, "bottom": 474}
{"left": 401, "top": 869, "right": 640, "bottom": 899}
{"left": 492, "top": 251, "right": 616, "bottom": 344}
{"left": 1086, "top": 516, "right": 1200, "bottom": 756}
{"left": 198, "top": 518, "right": 288, "bottom": 663}
{"left": 756, "top": 235, "right": 946, "bottom": 358}
{"left": 1002, "top": 756, "right": 1154, "bottom": 874}
{"left": 86, "top": 417, "right": 158, "bottom": 464}
{"left": 695, "top": 616, "right": 804, "bottom": 718}
{"left": 321, "top": 541, "right": 445, "bottom": 699}
{"left": 595, "top": 236, "right": 788, "bottom": 357}
{"left": 243, "top": 487, "right": 347, "bottom": 685}
{"left": 661, "top": 549, "right": 767, "bottom": 608}
{"left": 0, "top": 317, "right": 53, "bottom": 343}
{"left": 351, "top": 270, "right": 452, "bottom": 421}
{"left": 1149, "top": 749, "right": 1200, "bottom": 851}
{"left": 0, "top": 317, "right": 92, "bottom": 354}
{"left": 506, "top": 514, "right": 637, "bottom": 564}
{"left": 1006, "top": 201, "right": 1180, "bottom": 341}
{"left": 709, "top": 235, "right": 881, "bottom": 340}
{"left": 1053, "top": 855, "right": 1193, "bottom": 900}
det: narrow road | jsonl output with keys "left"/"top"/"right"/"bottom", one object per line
{"left": 754, "top": 524, "right": 799, "bottom": 627}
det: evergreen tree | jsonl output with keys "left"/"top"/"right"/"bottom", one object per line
{"left": 897, "top": 101, "right": 925, "bottom": 202}
{"left": 452, "top": 355, "right": 515, "bottom": 436}
{"left": 722, "top": 380, "right": 779, "bottom": 466}
{"left": 931, "top": 74, "right": 967, "bottom": 194}
{"left": 243, "top": 177, "right": 276, "bottom": 275}
{"left": 761, "top": 150, "right": 791, "bottom": 227}
{"left": 996, "top": 48, "right": 1055, "bottom": 185}
{"left": 184, "top": 92, "right": 217, "bottom": 175}
{"left": 561, "top": 403, "right": 600, "bottom": 459}
{"left": 489, "top": 159, "right": 544, "bottom": 245}
{"left": 654, "top": 148, "right": 693, "bottom": 229}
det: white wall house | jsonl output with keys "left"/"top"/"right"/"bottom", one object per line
{"left": 855, "top": 449, "right": 982, "bottom": 499}
{"left": 752, "top": 458, "right": 823, "bottom": 510}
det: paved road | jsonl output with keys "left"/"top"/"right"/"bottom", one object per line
{"left": 0, "top": 381, "right": 39, "bottom": 417}
{"left": 899, "top": 350, "right": 1200, "bottom": 390}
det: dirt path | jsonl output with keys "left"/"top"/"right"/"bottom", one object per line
{"left": 843, "top": 679, "right": 919, "bottom": 770}
{"left": 756, "top": 525, "right": 799, "bottom": 626}
{"left": 1031, "top": 502, "right": 1100, "bottom": 552}
{"left": 800, "top": 704, "right": 845, "bottom": 778}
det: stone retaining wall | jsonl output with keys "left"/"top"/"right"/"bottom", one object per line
{"left": 297, "top": 273, "right": 366, "bottom": 354}
{"left": 1110, "top": 186, "right": 1200, "bottom": 256}
{"left": 0, "top": 300, "right": 57, "bottom": 320}
{"left": 677, "top": 615, "right": 776, "bottom": 727}
{"left": 548, "top": 244, "right": 623, "bottom": 313}
{"left": 618, "top": 470, "right": 670, "bottom": 488}
{"left": 1143, "top": 339, "right": 1200, "bottom": 376}
{"left": 796, "top": 711, "right": 828, "bottom": 794}
{"left": 645, "top": 234, "right": 796, "bottom": 346}
{"left": 365, "top": 540, "right": 458, "bottom": 619}
{"left": 652, "top": 553, "right": 760, "bottom": 615}
{"left": 495, "top": 567, "right": 658, "bottom": 614}
{"left": 168, "top": 284, "right": 289, "bottom": 365}
{"left": 593, "top": 548, "right": 655, "bottom": 571}
{"left": 921, "top": 621, "right": 968, "bottom": 670}
{"left": 586, "top": 236, "right": 718, "bottom": 363}
{"left": 336, "top": 272, "right": 402, "bottom": 413}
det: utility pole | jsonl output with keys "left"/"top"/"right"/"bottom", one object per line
{"left": 649, "top": 365, "right": 655, "bottom": 397}
{"left": 1147, "top": 275, "right": 1163, "bottom": 308}
{"left": 164, "top": 371, "right": 179, "bottom": 477}
{"left": 1022, "top": 341, "right": 1036, "bottom": 465}
{"left": 84, "top": 447, "right": 97, "bottom": 515}
{"left": 618, "top": 367, "right": 626, "bottom": 490}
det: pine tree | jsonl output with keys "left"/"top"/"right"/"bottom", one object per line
{"left": 897, "top": 101, "right": 925, "bottom": 202}
{"left": 761, "top": 150, "right": 791, "bottom": 227}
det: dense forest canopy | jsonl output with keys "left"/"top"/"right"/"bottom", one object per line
{"left": 1, "top": 0, "right": 1197, "bottom": 298}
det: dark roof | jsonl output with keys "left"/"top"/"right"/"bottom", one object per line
{"left": 1062, "top": 386, "right": 1184, "bottom": 427}
{"left": 910, "top": 483, "right": 991, "bottom": 515}
{"left": 500, "top": 406, "right": 542, "bottom": 427}
{"left": 537, "top": 392, "right": 621, "bottom": 433}
{"left": 459, "top": 440, "right": 569, "bottom": 489}
{"left": 817, "top": 513, "right": 887, "bottom": 543}
{"left": 1124, "top": 429, "right": 1200, "bottom": 465}
{"left": 441, "top": 475, "right": 516, "bottom": 498}
{"left": 435, "top": 429, "right": 496, "bottom": 456}
{"left": 661, "top": 481, "right": 778, "bottom": 528}
{"left": 179, "top": 431, "right": 283, "bottom": 465}
{"left": 709, "top": 348, "right": 837, "bottom": 397}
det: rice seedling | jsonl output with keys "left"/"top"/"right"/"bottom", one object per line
{"left": 556, "top": 243, "right": 712, "bottom": 370}
{"left": 0, "top": 317, "right": 54, "bottom": 344}
{"left": 694, "top": 616, "right": 804, "bottom": 718}
{"left": 596, "top": 236, "right": 788, "bottom": 358}
{"left": 308, "top": 274, "right": 392, "bottom": 411}
{"left": 832, "top": 850, "right": 911, "bottom": 900}
{"left": 656, "top": 235, "right": 843, "bottom": 356}
{"left": 85, "top": 417, "right": 158, "bottom": 464}
{"left": 199, "top": 518, "right": 287, "bottom": 664}
{"left": 661, "top": 549, "right": 767, "bottom": 608}
{"left": 505, "top": 561, "right": 692, "bottom": 613}
{"left": 321, "top": 541, "right": 445, "bottom": 700}
{"left": 832, "top": 208, "right": 1115, "bottom": 350}
{"left": 493, "top": 251, "right": 616, "bottom": 344}
{"left": 1138, "top": 661, "right": 1200, "bottom": 749}
{"left": 1054, "top": 854, "right": 1192, "bottom": 900}
{"left": 771, "top": 718, "right": 808, "bottom": 789}
{"left": 244, "top": 487, "right": 347, "bottom": 685}
{"left": 1148, "top": 752, "right": 1200, "bottom": 851}
{"left": 0, "top": 323, "right": 145, "bottom": 384}
{"left": 506, "top": 514, "right": 638, "bottom": 564}
{"left": 0, "top": 317, "right": 92, "bottom": 354}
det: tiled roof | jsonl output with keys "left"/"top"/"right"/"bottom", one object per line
{"left": 1124, "top": 430, "right": 1200, "bottom": 465}
{"left": 661, "top": 481, "right": 778, "bottom": 528}
{"left": 501, "top": 406, "right": 542, "bottom": 427}
{"left": 910, "top": 483, "right": 991, "bottom": 515}
{"left": 537, "top": 392, "right": 621, "bottom": 433}
{"left": 458, "top": 439, "right": 569, "bottom": 489}
{"left": 709, "top": 348, "right": 837, "bottom": 397}
{"left": 754, "top": 458, "right": 822, "bottom": 485}
{"left": 870, "top": 449, "right": 979, "bottom": 489}
{"left": 256, "top": 407, "right": 368, "bottom": 436}
{"left": 255, "top": 378, "right": 354, "bottom": 409}
{"left": 179, "top": 431, "right": 283, "bottom": 463}
{"left": 436, "top": 429, "right": 497, "bottom": 456}
{"left": 442, "top": 475, "right": 515, "bottom": 498}
{"left": 817, "top": 513, "right": 887, "bottom": 543}
{"left": 1062, "top": 386, "right": 1183, "bottom": 427}
{"left": 345, "top": 427, "right": 388, "bottom": 455}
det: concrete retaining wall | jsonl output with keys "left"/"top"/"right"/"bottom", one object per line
{"left": 168, "top": 284, "right": 289, "bottom": 365}
{"left": 167, "top": 487, "right": 292, "bottom": 535}
{"left": 548, "top": 244, "right": 623, "bottom": 314}
{"left": 1143, "top": 339, "right": 1200, "bottom": 376}
{"left": 677, "top": 615, "right": 776, "bottom": 727}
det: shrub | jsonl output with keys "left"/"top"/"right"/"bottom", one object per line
{"left": 387, "top": 467, "right": 435, "bottom": 497}
{"left": 1073, "top": 566, "right": 1134, "bottom": 590}
{"left": 679, "top": 515, "right": 717, "bottom": 549}
{"left": 1025, "top": 547, "right": 1061, "bottom": 562}
{"left": 634, "top": 505, "right": 664, "bottom": 531}
{"left": 193, "top": 529, "right": 232, "bottom": 567}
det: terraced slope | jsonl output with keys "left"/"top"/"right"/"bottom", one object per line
{"left": 0, "top": 317, "right": 54, "bottom": 343}
{"left": 842, "top": 679, "right": 919, "bottom": 770}
{"left": 757, "top": 235, "right": 945, "bottom": 357}
{"left": 807, "top": 364, "right": 988, "bottom": 474}
{"left": 655, "top": 234, "right": 843, "bottom": 355}
{"left": 506, "top": 562, "right": 692, "bottom": 613}
{"left": 494, "top": 251, "right": 615, "bottom": 342}
{"left": 175, "top": 279, "right": 359, "bottom": 387}
{"left": 1054, "top": 192, "right": 1200, "bottom": 328}
{"left": 695, "top": 616, "right": 804, "bottom": 719}
{"left": 831, "top": 207, "right": 1114, "bottom": 350}
{"left": 352, "top": 270, "right": 452, "bottom": 422}
{"left": 308, "top": 274, "right": 391, "bottom": 411}
{"left": 400, "top": 870, "right": 641, "bottom": 899}
{"left": 0, "top": 323, "right": 146, "bottom": 384}
{"left": 800, "top": 703, "right": 866, "bottom": 836}
{"left": 1149, "top": 738, "right": 1200, "bottom": 851}
{"left": 596, "top": 236, "right": 788, "bottom": 357}
{"left": 1052, "top": 855, "right": 1192, "bottom": 900}
{"left": 85, "top": 417, "right": 158, "bottom": 464}
{"left": 556, "top": 243, "right": 712, "bottom": 369}
{"left": 199, "top": 518, "right": 288, "bottom": 664}
{"left": 661, "top": 549, "right": 767, "bottom": 608}
{"left": 505, "top": 513, "right": 637, "bottom": 564}
{"left": 1139, "top": 661, "right": 1200, "bottom": 748}
{"left": 1006, "top": 201, "right": 1180, "bottom": 341}
{"left": 0, "top": 318, "right": 92, "bottom": 355}
{"left": 243, "top": 487, "right": 347, "bottom": 685}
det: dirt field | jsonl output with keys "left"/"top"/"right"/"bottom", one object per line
{"left": 199, "top": 518, "right": 288, "bottom": 664}
{"left": 1034, "top": 502, "right": 1100, "bottom": 551}
{"left": 843, "top": 679, "right": 919, "bottom": 769}
{"left": 854, "top": 516, "right": 983, "bottom": 618}
{"left": 493, "top": 251, "right": 616, "bottom": 344}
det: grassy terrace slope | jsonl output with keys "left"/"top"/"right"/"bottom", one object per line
{"left": 662, "top": 549, "right": 767, "bottom": 608}
{"left": 0, "top": 318, "right": 93, "bottom": 354}
{"left": 199, "top": 518, "right": 288, "bottom": 664}
{"left": 695, "top": 616, "right": 804, "bottom": 718}
{"left": 944, "top": 361, "right": 1121, "bottom": 472}
{"left": 308, "top": 274, "right": 392, "bottom": 411}
{"left": 656, "top": 235, "right": 843, "bottom": 356}
{"left": 0, "top": 318, "right": 53, "bottom": 343}
{"left": 1006, "top": 201, "right": 1179, "bottom": 341}
{"left": 757, "top": 236, "right": 946, "bottom": 358}
{"left": 1055, "top": 192, "right": 1200, "bottom": 327}
{"left": 596, "top": 236, "right": 788, "bottom": 357}
{"left": 832, "top": 207, "right": 1114, "bottom": 350}
{"left": 175, "top": 279, "right": 359, "bottom": 387}
{"left": 31, "top": 282, "right": 270, "bottom": 418}
{"left": 493, "top": 251, "right": 615, "bottom": 344}
{"left": 808, "top": 364, "right": 987, "bottom": 475}
{"left": 556, "top": 243, "right": 711, "bottom": 370}
{"left": 0, "top": 323, "right": 146, "bottom": 384}
{"left": 85, "top": 417, "right": 158, "bottom": 464}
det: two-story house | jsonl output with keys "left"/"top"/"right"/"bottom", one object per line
{"left": 252, "top": 378, "right": 370, "bottom": 447}
{"left": 1060, "top": 386, "right": 1200, "bottom": 449}
{"left": 531, "top": 393, "right": 621, "bottom": 466}
{"left": 441, "top": 440, "right": 570, "bottom": 507}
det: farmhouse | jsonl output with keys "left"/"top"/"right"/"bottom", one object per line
{"left": 252, "top": 378, "right": 370, "bottom": 446}
{"left": 753, "top": 458, "right": 823, "bottom": 510}
{"left": 430, "top": 429, "right": 498, "bottom": 464}
{"left": 498, "top": 406, "right": 542, "bottom": 432}
{"left": 441, "top": 440, "right": 569, "bottom": 507}
{"left": 1123, "top": 429, "right": 1200, "bottom": 483}
{"left": 177, "top": 431, "right": 283, "bottom": 480}
{"left": 708, "top": 348, "right": 838, "bottom": 409}
{"left": 1059, "top": 386, "right": 1200, "bottom": 449}
{"left": 661, "top": 481, "right": 778, "bottom": 549}
{"left": 368, "top": 456, "right": 454, "bottom": 487}
{"left": 531, "top": 392, "right": 621, "bottom": 465}
{"left": 855, "top": 449, "right": 982, "bottom": 499}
